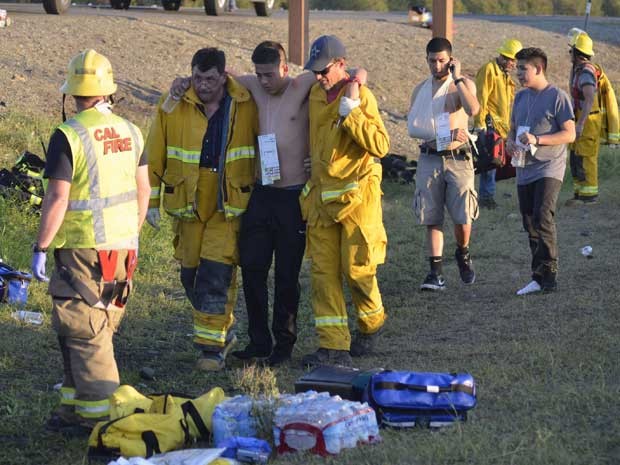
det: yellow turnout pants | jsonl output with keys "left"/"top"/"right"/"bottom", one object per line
{"left": 306, "top": 176, "right": 387, "bottom": 351}
{"left": 570, "top": 112, "right": 602, "bottom": 200}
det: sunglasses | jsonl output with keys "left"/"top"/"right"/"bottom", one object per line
{"left": 313, "top": 62, "right": 335, "bottom": 76}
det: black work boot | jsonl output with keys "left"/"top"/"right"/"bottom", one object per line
{"left": 231, "top": 344, "right": 271, "bottom": 361}
{"left": 301, "top": 348, "right": 352, "bottom": 369}
{"left": 350, "top": 325, "right": 384, "bottom": 357}
{"left": 455, "top": 248, "right": 476, "bottom": 285}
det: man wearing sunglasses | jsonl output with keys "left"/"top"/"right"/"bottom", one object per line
{"left": 300, "top": 35, "right": 390, "bottom": 368}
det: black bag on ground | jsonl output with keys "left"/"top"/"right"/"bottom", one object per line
{"left": 294, "top": 366, "right": 383, "bottom": 401}
{"left": 0, "top": 151, "right": 46, "bottom": 208}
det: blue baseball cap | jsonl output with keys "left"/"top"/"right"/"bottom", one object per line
{"left": 304, "top": 35, "right": 347, "bottom": 72}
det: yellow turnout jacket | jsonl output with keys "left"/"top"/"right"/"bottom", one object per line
{"left": 473, "top": 59, "right": 516, "bottom": 139}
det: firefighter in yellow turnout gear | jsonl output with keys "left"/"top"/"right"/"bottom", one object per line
{"left": 144, "top": 48, "right": 258, "bottom": 370}
{"left": 473, "top": 38, "right": 522, "bottom": 209}
{"left": 567, "top": 31, "right": 620, "bottom": 205}
{"left": 300, "top": 36, "right": 390, "bottom": 368}
{"left": 31, "top": 50, "right": 150, "bottom": 433}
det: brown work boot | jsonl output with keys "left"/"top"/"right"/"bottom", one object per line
{"left": 195, "top": 333, "right": 237, "bottom": 371}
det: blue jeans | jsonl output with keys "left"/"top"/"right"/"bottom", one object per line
{"left": 478, "top": 169, "right": 496, "bottom": 199}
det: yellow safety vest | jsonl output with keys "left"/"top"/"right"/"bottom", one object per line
{"left": 55, "top": 107, "right": 144, "bottom": 249}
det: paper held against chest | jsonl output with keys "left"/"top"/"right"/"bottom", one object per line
{"left": 258, "top": 133, "right": 280, "bottom": 185}
{"left": 435, "top": 112, "right": 452, "bottom": 151}
{"left": 516, "top": 125, "right": 537, "bottom": 156}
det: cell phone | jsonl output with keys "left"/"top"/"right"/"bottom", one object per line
{"left": 448, "top": 58, "right": 455, "bottom": 73}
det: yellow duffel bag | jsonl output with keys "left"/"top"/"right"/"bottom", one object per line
{"left": 88, "top": 386, "right": 226, "bottom": 461}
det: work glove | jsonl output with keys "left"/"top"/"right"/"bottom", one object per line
{"left": 338, "top": 96, "right": 360, "bottom": 118}
{"left": 146, "top": 208, "right": 161, "bottom": 230}
{"left": 31, "top": 252, "right": 49, "bottom": 282}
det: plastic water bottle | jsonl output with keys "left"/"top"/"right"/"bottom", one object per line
{"left": 160, "top": 93, "right": 180, "bottom": 114}
{"left": 11, "top": 310, "right": 43, "bottom": 325}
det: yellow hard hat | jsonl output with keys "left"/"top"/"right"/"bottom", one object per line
{"left": 60, "top": 49, "right": 117, "bottom": 97}
{"left": 567, "top": 27, "right": 585, "bottom": 46}
{"left": 573, "top": 32, "right": 594, "bottom": 56}
{"left": 497, "top": 39, "right": 523, "bottom": 60}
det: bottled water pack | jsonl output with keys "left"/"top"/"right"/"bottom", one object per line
{"left": 273, "top": 391, "right": 380, "bottom": 456}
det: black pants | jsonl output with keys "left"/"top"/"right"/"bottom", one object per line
{"left": 517, "top": 177, "right": 562, "bottom": 286}
{"left": 239, "top": 185, "right": 306, "bottom": 356}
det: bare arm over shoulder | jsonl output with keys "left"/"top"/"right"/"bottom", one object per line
{"left": 233, "top": 74, "right": 262, "bottom": 96}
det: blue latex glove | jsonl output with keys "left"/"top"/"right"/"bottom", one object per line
{"left": 217, "top": 436, "right": 271, "bottom": 459}
{"left": 31, "top": 251, "right": 49, "bottom": 282}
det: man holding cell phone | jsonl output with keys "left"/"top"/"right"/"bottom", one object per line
{"left": 407, "top": 37, "right": 480, "bottom": 292}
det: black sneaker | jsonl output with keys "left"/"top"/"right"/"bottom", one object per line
{"left": 420, "top": 273, "right": 446, "bottom": 291}
{"left": 301, "top": 348, "right": 352, "bottom": 369}
{"left": 350, "top": 325, "right": 384, "bottom": 357}
{"left": 231, "top": 345, "right": 271, "bottom": 360}
{"left": 455, "top": 249, "right": 476, "bottom": 285}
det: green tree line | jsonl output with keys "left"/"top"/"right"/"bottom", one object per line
{"left": 310, "top": 0, "right": 620, "bottom": 16}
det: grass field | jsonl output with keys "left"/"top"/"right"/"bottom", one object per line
{"left": 1, "top": 104, "right": 619, "bottom": 465}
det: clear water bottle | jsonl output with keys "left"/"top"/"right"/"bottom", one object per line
{"left": 323, "top": 405, "right": 344, "bottom": 454}
{"left": 160, "top": 93, "right": 180, "bottom": 114}
{"left": 11, "top": 310, "right": 43, "bottom": 325}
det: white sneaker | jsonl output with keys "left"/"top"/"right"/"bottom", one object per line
{"left": 516, "top": 280, "right": 542, "bottom": 296}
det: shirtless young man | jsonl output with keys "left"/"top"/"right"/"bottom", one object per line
{"left": 408, "top": 37, "right": 480, "bottom": 291}
{"left": 232, "top": 41, "right": 315, "bottom": 367}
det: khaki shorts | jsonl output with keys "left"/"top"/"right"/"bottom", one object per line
{"left": 413, "top": 151, "right": 479, "bottom": 225}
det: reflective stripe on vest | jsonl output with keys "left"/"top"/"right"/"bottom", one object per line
{"left": 315, "top": 316, "right": 348, "bottom": 328}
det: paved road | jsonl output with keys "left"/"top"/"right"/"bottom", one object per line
{"left": 1, "top": 2, "right": 618, "bottom": 26}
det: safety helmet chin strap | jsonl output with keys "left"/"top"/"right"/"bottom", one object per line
{"left": 62, "top": 94, "right": 67, "bottom": 123}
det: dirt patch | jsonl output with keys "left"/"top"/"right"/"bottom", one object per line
{"left": 1, "top": 10, "right": 619, "bottom": 156}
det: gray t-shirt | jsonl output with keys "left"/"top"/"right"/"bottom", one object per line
{"left": 511, "top": 85, "right": 574, "bottom": 185}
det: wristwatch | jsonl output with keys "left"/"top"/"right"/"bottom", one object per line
{"left": 454, "top": 77, "right": 465, "bottom": 86}
{"left": 33, "top": 244, "right": 48, "bottom": 253}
